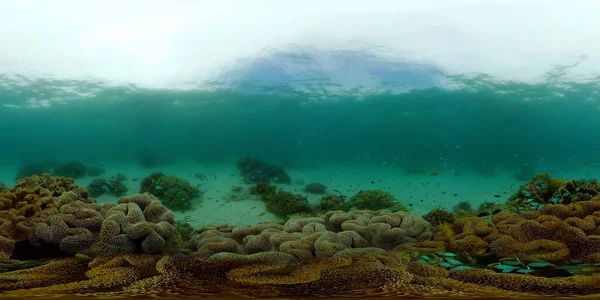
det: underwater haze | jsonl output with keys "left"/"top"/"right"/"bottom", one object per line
{"left": 1, "top": 1, "right": 600, "bottom": 299}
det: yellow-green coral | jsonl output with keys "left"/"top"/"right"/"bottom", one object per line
{"left": 139, "top": 173, "right": 200, "bottom": 212}
{"left": 423, "top": 208, "right": 456, "bottom": 227}
{"left": 351, "top": 189, "right": 400, "bottom": 211}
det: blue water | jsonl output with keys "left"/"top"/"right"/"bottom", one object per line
{"left": 1, "top": 51, "right": 598, "bottom": 184}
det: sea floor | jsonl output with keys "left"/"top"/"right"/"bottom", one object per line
{"left": 0, "top": 159, "right": 594, "bottom": 227}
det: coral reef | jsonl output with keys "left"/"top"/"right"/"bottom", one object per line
{"left": 318, "top": 194, "right": 351, "bottom": 211}
{"left": 248, "top": 183, "right": 311, "bottom": 216}
{"left": 0, "top": 174, "right": 94, "bottom": 261}
{"left": 189, "top": 210, "right": 432, "bottom": 259}
{"left": 175, "top": 220, "right": 194, "bottom": 242}
{"left": 236, "top": 156, "right": 291, "bottom": 184}
{"left": 139, "top": 173, "right": 200, "bottom": 212}
{"left": 14, "top": 162, "right": 55, "bottom": 180}
{"left": 1, "top": 174, "right": 180, "bottom": 263}
{"left": 304, "top": 183, "right": 327, "bottom": 194}
{"left": 453, "top": 201, "right": 475, "bottom": 216}
{"left": 248, "top": 182, "right": 277, "bottom": 198}
{"left": 1, "top": 175, "right": 600, "bottom": 298}
{"left": 90, "top": 193, "right": 180, "bottom": 256}
{"left": 351, "top": 189, "right": 406, "bottom": 211}
{"left": 52, "top": 161, "right": 88, "bottom": 179}
{"left": 423, "top": 208, "right": 456, "bottom": 227}
{"left": 507, "top": 173, "right": 600, "bottom": 212}
{"left": 87, "top": 178, "right": 128, "bottom": 198}
{"left": 265, "top": 191, "right": 311, "bottom": 216}
{"left": 425, "top": 195, "right": 600, "bottom": 265}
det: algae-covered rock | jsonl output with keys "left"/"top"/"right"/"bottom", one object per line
{"left": 304, "top": 183, "right": 327, "bottom": 194}
{"left": 423, "top": 208, "right": 456, "bottom": 227}
{"left": 319, "top": 194, "right": 351, "bottom": 212}
{"left": 53, "top": 161, "right": 87, "bottom": 179}
{"left": 139, "top": 173, "right": 200, "bottom": 212}
{"left": 237, "top": 156, "right": 291, "bottom": 184}
{"left": 351, "top": 189, "right": 399, "bottom": 211}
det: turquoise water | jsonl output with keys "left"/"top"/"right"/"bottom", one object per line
{"left": 1, "top": 53, "right": 598, "bottom": 182}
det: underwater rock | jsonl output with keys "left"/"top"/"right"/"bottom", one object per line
{"left": 139, "top": 173, "right": 200, "bottom": 212}
{"left": 304, "top": 182, "right": 327, "bottom": 194}
{"left": 236, "top": 156, "right": 291, "bottom": 184}
{"left": 53, "top": 161, "right": 87, "bottom": 179}
{"left": 87, "top": 178, "right": 128, "bottom": 198}
{"left": 14, "top": 161, "right": 56, "bottom": 180}
{"left": 318, "top": 194, "right": 351, "bottom": 212}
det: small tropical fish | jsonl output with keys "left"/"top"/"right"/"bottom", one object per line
{"left": 249, "top": 206, "right": 256, "bottom": 210}
{"left": 184, "top": 215, "right": 192, "bottom": 221}
{"left": 155, "top": 185, "right": 165, "bottom": 190}
{"left": 258, "top": 212, "right": 266, "bottom": 217}
{"left": 430, "top": 171, "right": 440, "bottom": 176}
{"left": 491, "top": 209, "right": 502, "bottom": 215}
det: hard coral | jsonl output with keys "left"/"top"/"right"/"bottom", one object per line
{"left": 28, "top": 201, "right": 107, "bottom": 254}
{"left": 508, "top": 173, "right": 600, "bottom": 212}
{"left": 266, "top": 191, "right": 311, "bottom": 216}
{"left": 318, "top": 194, "right": 351, "bottom": 212}
{"left": 91, "top": 193, "right": 180, "bottom": 256}
{"left": 12, "top": 173, "right": 94, "bottom": 204}
{"left": 248, "top": 182, "right": 277, "bottom": 199}
{"left": 0, "top": 175, "right": 95, "bottom": 260}
{"left": 351, "top": 189, "right": 403, "bottom": 211}
{"left": 189, "top": 210, "right": 431, "bottom": 262}
{"left": 248, "top": 183, "right": 311, "bottom": 216}
{"left": 453, "top": 201, "right": 475, "bottom": 217}
{"left": 87, "top": 178, "right": 128, "bottom": 198}
{"left": 236, "top": 156, "right": 291, "bottom": 184}
{"left": 423, "top": 208, "right": 456, "bottom": 227}
{"left": 139, "top": 173, "right": 200, "bottom": 212}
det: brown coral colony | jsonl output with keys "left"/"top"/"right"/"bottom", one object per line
{"left": 1, "top": 172, "right": 600, "bottom": 298}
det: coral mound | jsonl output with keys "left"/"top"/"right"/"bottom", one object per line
{"left": 139, "top": 172, "right": 200, "bottom": 212}
{"left": 52, "top": 161, "right": 88, "bottom": 179}
{"left": 427, "top": 196, "right": 600, "bottom": 264}
{"left": 351, "top": 189, "right": 407, "bottom": 211}
{"left": 91, "top": 193, "right": 179, "bottom": 256}
{"left": 188, "top": 210, "right": 432, "bottom": 260}
{"left": 1, "top": 175, "right": 180, "bottom": 262}
{"left": 236, "top": 156, "right": 291, "bottom": 184}
{"left": 304, "top": 183, "right": 327, "bottom": 194}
